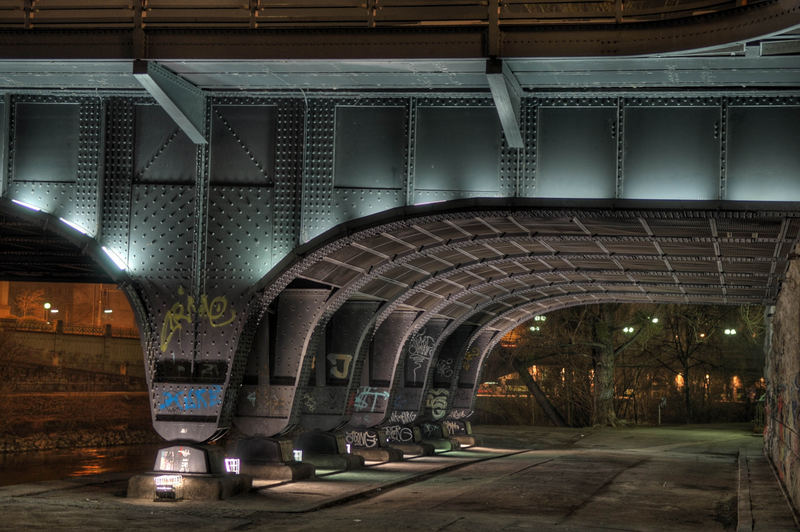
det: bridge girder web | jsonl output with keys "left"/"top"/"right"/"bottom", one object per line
{"left": 2, "top": 79, "right": 800, "bottom": 443}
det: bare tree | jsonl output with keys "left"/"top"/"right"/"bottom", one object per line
{"left": 14, "top": 288, "right": 45, "bottom": 318}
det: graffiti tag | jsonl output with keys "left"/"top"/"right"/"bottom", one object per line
{"left": 160, "top": 287, "right": 237, "bottom": 352}
{"left": 327, "top": 353, "right": 353, "bottom": 379}
{"left": 426, "top": 388, "right": 449, "bottom": 420}
{"left": 159, "top": 385, "right": 222, "bottom": 411}
{"left": 408, "top": 331, "right": 435, "bottom": 381}
{"left": 389, "top": 410, "right": 417, "bottom": 424}
{"left": 354, "top": 386, "right": 390, "bottom": 412}
{"left": 345, "top": 430, "right": 378, "bottom": 448}
{"left": 385, "top": 425, "right": 414, "bottom": 443}
{"left": 436, "top": 359, "right": 454, "bottom": 378}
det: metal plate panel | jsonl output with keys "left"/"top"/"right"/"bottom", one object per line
{"left": 727, "top": 106, "right": 800, "bottom": 201}
{"left": 334, "top": 105, "right": 406, "bottom": 189}
{"left": 414, "top": 106, "right": 500, "bottom": 193}
{"left": 134, "top": 104, "right": 196, "bottom": 183}
{"left": 211, "top": 105, "right": 275, "bottom": 186}
{"left": 332, "top": 187, "right": 404, "bottom": 226}
{"left": 13, "top": 102, "right": 79, "bottom": 183}
{"left": 206, "top": 186, "right": 273, "bottom": 287}
{"left": 536, "top": 107, "right": 616, "bottom": 198}
{"left": 623, "top": 107, "right": 720, "bottom": 200}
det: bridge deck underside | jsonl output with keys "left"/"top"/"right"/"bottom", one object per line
{"left": 286, "top": 207, "right": 799, "bottom": 336}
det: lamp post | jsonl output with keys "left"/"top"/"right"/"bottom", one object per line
{"left": 43, "top": 302, "right": 51, "bottom": 323}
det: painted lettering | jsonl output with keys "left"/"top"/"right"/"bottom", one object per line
{"left": 354, "top": 386, "right": 390, "bottom": 412}
{"left": 327, "top": 353, "right": 353, "bottom": 379}
{"left": 345, "top": 430, "right": 378, "bottom": 448}
{"left": 158, "top": 385, "right": 223, "bottom": 411}
{"left": 160, "top": 287, "right": 237, "bottom": 352}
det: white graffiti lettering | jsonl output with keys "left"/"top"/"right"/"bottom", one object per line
{"left": 385, "top": 425, "right": 414, "bottom": 443}
{"left": 408, "top": 331, "right": 435, "bottom": 381}
{"left": 436, "top": 359, "right": 454, "bottom": 378}
{"left": 389, "top": 410, "right": 417, "bottom": 424}
{"left": 443, "top": 420, "right": 462, "bottom": 435}
{"left": 345, "top": 430, "right": 378, "bottom": 448}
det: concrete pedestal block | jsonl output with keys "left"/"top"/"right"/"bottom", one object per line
{"left": 242, "top": 461, "right": 315, "bottom": 481}
{"left": 422, "top": 438, "right": 461, "bottom": 452}
{"left": 391, "top": 442, "right": 436, "bottom": 456}
{"left": 351, "top": 445, "right": 404, "bottom": 462}
{"left": 127, "top": 473, "right": 251, "bottom": 500}
{"left": 453, "top": 435, "right": 476, "bottom": 447}
{"left": 304, "top": 452, "right": 365, "bottom": 470}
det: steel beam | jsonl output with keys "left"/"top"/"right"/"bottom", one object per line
{"left": 133, "top": 60, "right": 207, "bottom": 145}
{"left": 486, "top": 59, "right": 524, "bottom": 149}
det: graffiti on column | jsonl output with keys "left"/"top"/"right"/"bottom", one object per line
{"left": 354, "top": 386, "right": 390, "bottom": 412}
{"left": 443, "top": 420, "right": 465, "bottom": 435}
{"left": 327, "top": 353, "right": 353, "bottom": 379}
{"left": 389, "top": 410, "right": 417, "bottom": 424}
{"left": 462, "top": 348, "right": 479, "bottom": 371}
{"left": 302, "top": 392, "right": 317, "bottom": 412}
{"left": 408, "top": 330, "right": 435, "bottom": 381}
{"left": 448, "top": 408, "right": 472, "bottom": 420}
{"left": 158, "top": 385, "right": 223, "bottom": 411}
{"left": 160, "top": 286, "right": 237, "bottom": 352}
{"left": 425, "top": 388, "right": 449, "bottom": 420}
{"left": 436, "top": 358, "right": 454, "bottom": 378}
{"left": 385, "top": 425, "right": 414, "bottom": 443}
{"left": 345, "top": 429, "right": 378, "bottom": 448}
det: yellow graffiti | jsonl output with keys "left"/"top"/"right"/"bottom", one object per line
{"left": 462, "top": 349, "right": 479, "bottom": 371}
{"left": 160, "top": 287, "right": 237, "bottom": 352}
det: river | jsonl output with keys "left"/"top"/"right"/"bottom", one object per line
{"left": 0, "top": 444, "right": 163, "bottom": 486}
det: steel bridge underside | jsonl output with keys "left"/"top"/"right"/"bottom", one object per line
{"left": 0, "top": 2, "right": 799, "bottom": 445}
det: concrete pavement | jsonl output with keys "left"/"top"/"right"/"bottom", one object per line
{"left": 0, "top": 424, "right": 796, "bottom": 531}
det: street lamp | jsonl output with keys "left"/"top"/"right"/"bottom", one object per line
{"left": 623, "top": 326, "right": 634, "bottom": 334}
{"left": 724, "top": 328, "right": 737, "bottom": 335}
{"left": 43, "top": 302, "right": 51, "bottom": 322}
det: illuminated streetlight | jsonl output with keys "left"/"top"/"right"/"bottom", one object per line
{"left": 534, "top": 315, "right": 546, "bottom": 322}
{"left": 651, "top": 317, "right": 659, "bottom": 324}
{"left": 529, "top": 326, "right": 541, "bottom": 332}
{"left": 724, "top": 328, "right": 737, "bottom": 335}
{"left": 623, "top": 326, "right": 634, "bottom": 334}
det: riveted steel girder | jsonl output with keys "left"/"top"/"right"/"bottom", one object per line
{"left": 297, "top": 299, "right": 381, "bottom": 432}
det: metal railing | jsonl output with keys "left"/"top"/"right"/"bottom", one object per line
{"left": 1, "top": 317, "right": 139, "bottom": 339}
{"left": 0, "top": 0, "right": 762, "bottom": 30}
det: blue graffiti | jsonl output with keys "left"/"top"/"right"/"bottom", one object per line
{"left": 159, "top": 385, "right": 223, "bottom": 411}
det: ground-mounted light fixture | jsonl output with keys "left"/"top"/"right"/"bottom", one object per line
{"left": 224, "top": 458, "right": 240, "bottom": 475}
{"left": 154, "top": 474, "right": 184, "bottom": 501}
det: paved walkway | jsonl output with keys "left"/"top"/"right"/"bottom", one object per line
{"left": 0, "top": 424, "right": 796, "bottom": 531}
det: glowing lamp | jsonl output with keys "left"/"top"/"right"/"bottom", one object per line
{"left": 154, "top": 474, "right": 184, "bottom": 501}
{"left": 224, "top": 458, "right": 240, "bottom": 475}
{"left": 293, "top": 449, "right": 303, "bottom": 462}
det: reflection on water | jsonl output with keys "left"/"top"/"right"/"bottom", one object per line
{"left": 0, "top": 444, "right": 163, "bottom": 486}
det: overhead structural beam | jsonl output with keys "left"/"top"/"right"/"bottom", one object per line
{"left": 486, "top": 58, "right": 524, "bottom": 149}
{"left": 133, "top": 60, "right": 207, "bottom": 145}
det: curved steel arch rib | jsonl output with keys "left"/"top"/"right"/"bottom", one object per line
{"left": 237, "top": 202, "right": 799, "bottom": 438}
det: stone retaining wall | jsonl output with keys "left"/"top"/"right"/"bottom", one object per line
{"left": 765, "top": 250, "right": 800, "bottom": 513}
